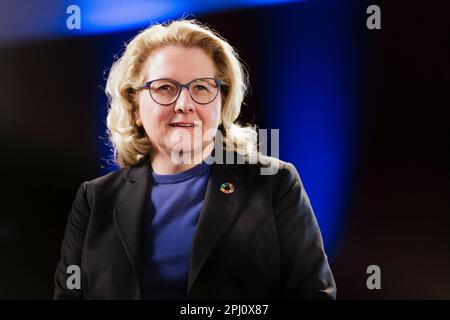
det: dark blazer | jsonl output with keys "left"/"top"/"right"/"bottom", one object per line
{"left": 54, "top": 151, "right": 336, "bottom": 299}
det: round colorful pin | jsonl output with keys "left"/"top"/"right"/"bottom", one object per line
{"left": 220, "top": 182, "right": 235, "bottom": 194}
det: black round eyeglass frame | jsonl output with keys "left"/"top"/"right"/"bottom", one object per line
{"left": 136, "top": 77, "right": 224, "bottom": 106}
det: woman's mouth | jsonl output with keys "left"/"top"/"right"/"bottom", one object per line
{"left": 169, "top": 122, "right": 198, "bottom": 127}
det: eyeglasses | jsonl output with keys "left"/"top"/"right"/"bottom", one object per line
{"left": 137, "top": 78, "right": 224, "bottom": 106}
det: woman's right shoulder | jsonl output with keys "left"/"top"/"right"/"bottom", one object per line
{"left": 86, "top": 167, "right": 129, "bottom": 187}
{"left": 80, "top": 159, "right": 150, "bottom": 195}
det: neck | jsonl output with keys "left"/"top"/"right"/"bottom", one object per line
{"left": 150, "top": 143, "right": 214, "bottom": 175}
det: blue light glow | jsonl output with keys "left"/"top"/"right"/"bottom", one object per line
{"left": 67, "top": 0, "right": 305, "bottom": 35}
{"left": 262, "top": 1, "right": 358, "bottom": 253}
{"left": 0, "top": 0, "right": 305, "bottom": 46}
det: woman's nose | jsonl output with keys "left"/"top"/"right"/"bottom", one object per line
{"left": 174, "top": 87, "right": 194, "bottom": 113}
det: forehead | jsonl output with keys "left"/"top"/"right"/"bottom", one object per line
{"left": 142, "top": 45, "right": 217, "bottom": 82}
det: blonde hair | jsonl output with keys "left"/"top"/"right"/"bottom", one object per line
{"left": 105, "top": 19, "right": 257, "bottom": 167}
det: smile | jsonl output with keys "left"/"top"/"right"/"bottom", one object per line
{"left": 169, "top": 123, "right": 198, "bottom": 127}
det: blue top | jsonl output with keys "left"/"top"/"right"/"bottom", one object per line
{"left": 141, "top": 161, "right": 211, "bottom": 299}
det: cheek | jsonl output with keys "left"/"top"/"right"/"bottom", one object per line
{"left": 205, "top": 99, "right": 222, "bottom": 126}
{"left": 138, "top": 99, "right": 169, "bottom": 133}
{"left": 200, "top": 108, "right": 220, "bottom": 129}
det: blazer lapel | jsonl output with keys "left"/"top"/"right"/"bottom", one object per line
{"left": 113, "top": 159, "right": 151, "bottom": 298}
{"left": 187, "top": 156, "right": 247, "bottom": 296}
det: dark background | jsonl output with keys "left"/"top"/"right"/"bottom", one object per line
{"left": 0, "top": 0, "right": 449, "bottom": 299}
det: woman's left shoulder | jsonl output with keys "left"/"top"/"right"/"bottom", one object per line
{"left": 238, "top": 153, "right": 300, "bottom": 180}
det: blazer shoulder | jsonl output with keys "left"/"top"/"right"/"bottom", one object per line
{"left": 238, "top": 153, "right": 294, "bottom": 178}
{"left": 85, "top": 167, "right": 129, "bottom": 189}
{"left": 83, "top": 159, "right": 149, "bottom": 191}
{"left": 253, "top": 153, "right": 288, "bottom": 168}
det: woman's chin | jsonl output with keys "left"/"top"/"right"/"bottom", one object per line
{"left": 168, "top": 141, "right": 212, "bottom": 164}
{"left": 168, "top": 143, "right": 201, "bottom": 157}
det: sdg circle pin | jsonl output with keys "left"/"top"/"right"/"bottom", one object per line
{"left": 220, "top": 182, "right": 235, "bottom": 194}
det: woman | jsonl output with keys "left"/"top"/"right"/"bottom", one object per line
{"left": 54, "top": 19, "right": 336, "bottom": 300}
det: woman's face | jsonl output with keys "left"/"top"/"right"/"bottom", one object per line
{"left": 137, "top": 45, "right": 222, "bottom": 160}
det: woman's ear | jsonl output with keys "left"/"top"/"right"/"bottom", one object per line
{"left": 133, "top": 103, "right": 143, "bottom": 127}
{"left": 134, "top": 109, "right": 143, "bottom": 127}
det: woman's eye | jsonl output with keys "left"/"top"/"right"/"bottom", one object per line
{"left": 158, "top": 85, "right": 173, "bottom": 91}
{"left": 194, "top": 85, "right": 208, "bottom": 91}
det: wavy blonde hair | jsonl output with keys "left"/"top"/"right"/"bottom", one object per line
{"left": 105, "top": 19, "right": 257, "bottom": 167}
